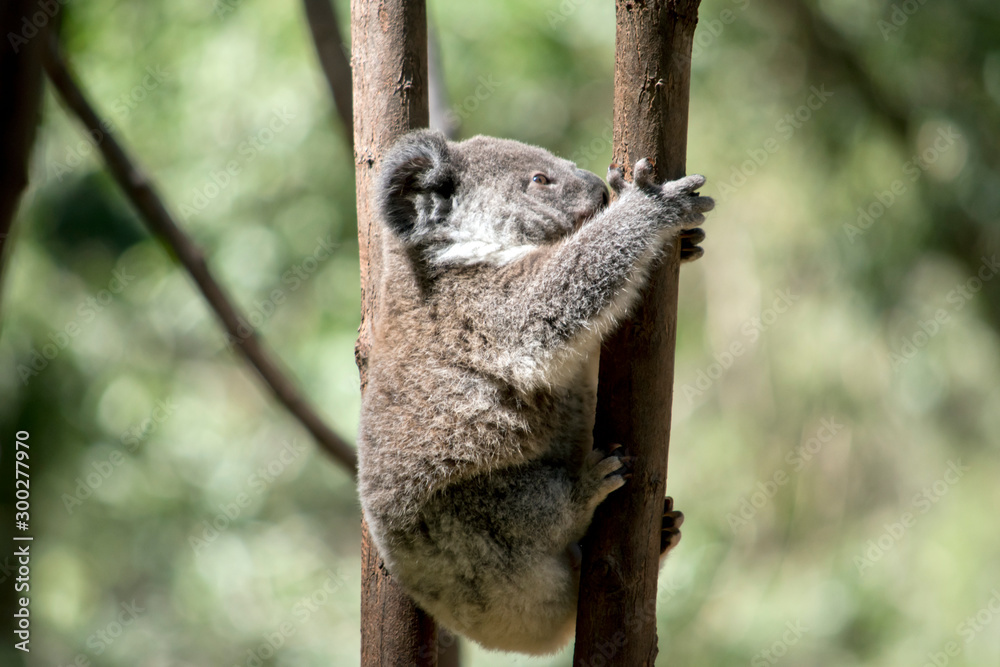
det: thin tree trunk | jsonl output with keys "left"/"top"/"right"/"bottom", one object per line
{"left": 0, "top": 1, "right": 50, "bottom": 312}
{"left": 574, "top": 2, "right": 702, "bottom": 665}
{"left": 351, "top": 1, "right": 436, "bottom": 665}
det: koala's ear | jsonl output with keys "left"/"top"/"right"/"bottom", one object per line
{"left": 377, "top": 130, "right": 457, "bottom": 242}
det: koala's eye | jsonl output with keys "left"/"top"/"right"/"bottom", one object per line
{"left": 531, "top": 173, "right": 551, "bottom": 185}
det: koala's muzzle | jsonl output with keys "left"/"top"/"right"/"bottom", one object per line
{"left": 573, "top": 169, "right": 610, "bottom": 228}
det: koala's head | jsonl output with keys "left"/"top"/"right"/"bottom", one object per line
{"left": 377, "top": 130, "right": 609, "bottom": 266}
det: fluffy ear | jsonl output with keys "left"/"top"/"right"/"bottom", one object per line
{"left": 377, "top": 130, "right": 457, "bottom": 243}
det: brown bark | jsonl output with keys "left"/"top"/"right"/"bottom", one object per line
{"left": 42, "top": 34, "right": 358, "bottom": 475}
{"left": 0, "top": 1, "right": 49, "bottom": 312}
{"left": 574, "top": 2, "right": 702, "bottom": 665}
{"left": 351, "top": 0, "right": 436, "bottom": 665}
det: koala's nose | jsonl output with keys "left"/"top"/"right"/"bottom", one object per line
{"left": 576, "top": 169, "right": 609, "bottom": 208}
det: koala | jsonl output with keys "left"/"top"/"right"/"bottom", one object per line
{"left": 357, "top": 130, "right": 713, "bottom": 655}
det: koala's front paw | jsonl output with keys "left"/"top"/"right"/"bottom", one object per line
{"left": 607, "top": 160, "right": 715, "bottom": 232}
{"left": 580, "top": 444, "right": 630, "bottom": 511}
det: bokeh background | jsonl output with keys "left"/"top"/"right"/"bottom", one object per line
{"left": 2, "top": 0, "right": 999, "bottom": 665}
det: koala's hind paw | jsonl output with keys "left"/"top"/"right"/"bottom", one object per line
{"left": 582, "top": 445, "right": 629, "bottom": 509}
{"left": 661, "top": 496, "right": 684, "bottom": 557}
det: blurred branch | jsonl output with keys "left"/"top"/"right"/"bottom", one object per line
{"left": 0, "top": 1, "right": 49, "bottom": 314}
{"left": 302, "top": 0, "right": 354, "bottom": 150}
{"left": 42, "top": 33, "right": 358, "bottom": 476}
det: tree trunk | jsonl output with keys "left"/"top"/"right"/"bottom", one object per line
{"left": 351, "top": 1, "right": 436, "bottom": 665}
{"left": 574, "top": 2, "right": 702, "bottom": 665}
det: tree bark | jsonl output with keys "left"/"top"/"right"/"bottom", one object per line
{"left": 351, "top": 1, "right": 436, "bottom": 665}
{"left": 0, "top": 1, "right": 49, "bottom": 312}
{"left": 574, "top": 2, "right": 702, "bottom": 665}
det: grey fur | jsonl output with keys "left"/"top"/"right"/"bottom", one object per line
{"left": 358, "top": 130, "right": 713, "bottom": 655}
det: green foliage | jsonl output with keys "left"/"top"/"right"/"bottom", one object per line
{"left": 1, "top": 0, "right": 998, "bottom": 665}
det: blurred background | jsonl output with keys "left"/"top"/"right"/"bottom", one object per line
{"left": 1, "top": 0, "right": 999, "bottom": 665}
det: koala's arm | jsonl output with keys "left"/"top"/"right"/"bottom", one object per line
{"left": 503, "top": 162, "right": 713, "bottom": 370}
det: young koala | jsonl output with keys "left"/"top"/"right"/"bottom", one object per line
{"left": 358, "top": 130, "right": 713, "bottom": 655}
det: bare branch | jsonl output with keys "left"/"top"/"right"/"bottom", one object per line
{"left": 0, "top": 1, "right": 50, "bottom": 312}
{"left": 42, "top": 33, "right": 358, "bottom": 476}
{"left": 302, "top": 0, "right": 354, "bottom": 150}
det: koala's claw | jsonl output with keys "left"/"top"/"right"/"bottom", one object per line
{"left": 663, "top": 173, "right": 707, "bottom": 196}
{"left": 681, "top": 227, "right": 706, "bottom": 245}
{"left": 582, "top": 446, "right": 628, "bottom": 508}
{"left": 633, "top": 158, "right": 655, "bottom": 188}
{"left": 661, "top": 496, "right": 684, "bottom": 556}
